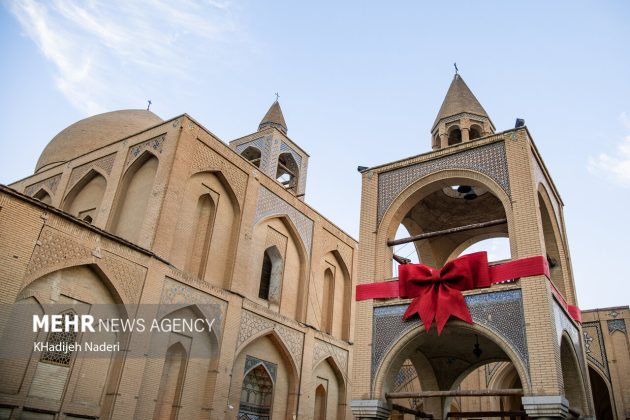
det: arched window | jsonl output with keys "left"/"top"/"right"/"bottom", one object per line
{"left": 185, "top": 194, "right": 216, "bottom": 278}
{"left": 259, "top": 246, "right": 283, "bottom": 303}
{"left": 314, "top": 384, "right": 327, "bottom": 420}
{"left": 469, "top": 124, "right": 482, "bottom": 140}
{"left": 241, "top": 146, "right": 262, "bottom": 168}
{"left": 276, "top": 153, "right": 299, "bottom": 191}
{"left": 321, "top": 269, "right": 335, "bottom": 334}
{"left": 33, "top": 188, "right": 52, "bottom": 205}
{"left": 448, "top": 127, "right": 462, "bottom": 145}
{"left": 40, "top": 310, "right": 78, "bottom": 367}
{"left": 239, "top": 364, "right": 273, "bottom": 419}
{"left": 154, "top": 342, "right": 187, "bottom": 420}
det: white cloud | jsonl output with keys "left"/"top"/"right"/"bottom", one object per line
{"left": 588, "top": 112, "right": 630, "bottom": 187}
{"left": 7, "top": 0, "right": 238, "bottom": 115}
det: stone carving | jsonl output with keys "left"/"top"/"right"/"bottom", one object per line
{"left": 67, "top": 153, "right": 116, "bottom": 188}
{"left": 191, "top": 140, "right": 248, "bottom": 204}
{"left": 377, "top": 141, "right": 510, "bottom": 223}
{"left": 237, "top": 310, "right": 304, "bottom": 369}
{"left": 25, "top": 174, "right": 62, "bottom": 196}
{"left": 255, "top": 186, "right": 313, "bottom": 255}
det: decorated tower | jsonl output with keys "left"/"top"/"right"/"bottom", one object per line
{"left": 351, "top": 74, "right": 594, "bottom": 419}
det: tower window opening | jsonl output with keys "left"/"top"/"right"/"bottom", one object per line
{"left": 469, "top": 124, "right": 482, "bottom": 140}
{"left": 448, "top": 127, "right": 462, "bottom": 145}
{"left": 241, "top": 146, "right": 262, "bottom": 168}
{"left": 258, "top": 246, "right": 283, "bottom": 303}
{"left": 276, "top": 153, "right": 299, "bottom": 191}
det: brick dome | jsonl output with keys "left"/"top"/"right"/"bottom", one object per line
{"left": 35, "top": 109, "right": 163, "bottom": 173}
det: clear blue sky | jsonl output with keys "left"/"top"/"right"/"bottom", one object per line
{"left": 1, "top": 1, "right": 629, "bottom": 310}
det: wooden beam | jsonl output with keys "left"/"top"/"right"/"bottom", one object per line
{"left": 387, "top": 218, "right": 507, "bottom": 247}
{"left": 391, "top": 403, "right": 434, "bottom": 419}
{"left": 393, "top": 254, "right": 411, "bottom": 265}
{"left": 386, "top": 388, "right": 523, "bottom": 399}
{"left": 447, "top": 411, "right": 526, "bottom": 418}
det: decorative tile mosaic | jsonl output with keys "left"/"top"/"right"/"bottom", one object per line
{"left": 312, "top": 338, "right": 349, "bottom": 373}
{"left": 582, "top": 322, "right": 609, "bottom": 379}
{"left": 484, "top": 362, "right": 506, "bottom": 386}
{"left": 67, "top": 153, "right": 116, "bottom": 188}
{"left": 24, "top": 174, "right": 62, "bottom": 196}
{"left": 280, "top": 141, "right": 302, "bottom": 167}
{"left": 377, "top": 142, "right": 510, "bottom": 223}
{"left": 607, "top": 319, "right": 627, "bottom": 334}
{"left": 255, "top": 186, "right": 313, "bottom": 255}
{"left": 126, "top": 134, "right": 166, "bottom": 167}
{"left": 393, "top": 362, "right": 417, "bottom": 390}
{"left": 236, "top": 310, "right": 304, "bottom": 369}
{"left": 371, "top": 289, "right": 528, "bottom": 379}
{"left": 159, "top": 277, "right": 226, "bottom": 339}
{"left": 235, "top": 136, "right": 272, "bottom": 177}
{"left": 245, "top": 355, "right": 277, "bottom": 381}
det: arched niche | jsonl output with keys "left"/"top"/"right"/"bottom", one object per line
{"left": 170, "top": 171, "right": 239, "bottom": 288}
{"left": 307, "top": 250, "right": 352, "bottom": 340}
{"left": 0, "top": 265, "right": 125, "bottom": 418}
{"left": 587, "top": 364, "right": 614, "bottom": 420}
{"left": 110, "top": 151, "right": 159, "bottom": 243}
{"left": 469, "top": 124, "right": 483, "bottom": 140}
{"left": 33, "top": 188, "right": 53, "bottom": 205}
{"left": 312, "top": 356, "right": 346, "bottom": 420}
{"left": 62, "top": 169, "right": 107, "bottom": 223}
{"left": 560, "top": 334, "right": 588, "bottom": 415}
{"left": 537, "top": 185, "right": 570, "bottom": 301}
{"left": 448, "top": 126, "right": 462, "bottom": 145}
{"left": 231, "top": 331, "right": 299, "bottom": 420}
{"left": 250, "top": 216, "right": 308, "bottom": 320}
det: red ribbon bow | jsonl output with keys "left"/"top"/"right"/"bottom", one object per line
{"left": 356, "top": 252, "right": 566, "bottom": 335}
{"left": 399, "top": 252, "right": 491, "bottom": 334}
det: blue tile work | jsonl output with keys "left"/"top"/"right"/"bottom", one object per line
{"left": 244, "top": 355, "right": 277, "bottom": 382}
{"left": 553, "top": 301, "right": 586, "bottom": 373}
{"left": 607, "top": 319, "right": 627, "bottom": 334}
{"left": 279, "top": 141, "right": 302, "bottom": 167}
{"left": 582, "top": 322, "right": 610, "bottom": 379}
{"left": 377, "top": 141, "right": 510, "bottom": 223}
{"left": 371, "top": 289, "right": 529, "bottom": 379}
{"left": 235, "top": 136, "right": 272, "bottom": 176}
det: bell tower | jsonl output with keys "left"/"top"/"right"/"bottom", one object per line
{"left": 229, "top": 100, "right": 309, "bottom": 198}
{"left": 431, "top": 74, "right": 495, "bottom": 150}
{"left": 352, "top": 75, "right": 594, "bottom": 419}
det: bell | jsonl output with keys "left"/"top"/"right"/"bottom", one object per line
{"left": 473, "top": 343, "right": 483, "bottom": 358}
{"left": 457, "top": 185, "right": 472, "bottom": 193}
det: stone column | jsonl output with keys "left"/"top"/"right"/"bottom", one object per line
{"left": 461, "top": 127, "right": 470, "bottom": 142}
{"left": 522, "top": 396, "right": 570, "bottom": 419}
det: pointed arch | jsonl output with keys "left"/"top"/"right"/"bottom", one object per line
{"left": 110, "top": 151, "right": 159, "bottom": 243}
{"left": 560, "top": 333, "right": 588, "bottom": 415}
{"left": 252, "top": 215, "right": 309, "bottom": 321}
{"left": 537, "top": 183, "right": 571, "bottom": 302}
{"left": 33, "top": 187, "right": 52, "bottom": 205}
{"left": 276, "top": 152, "right": 299, "bottom": 191}
{"left": 62, "top": 168, "right": 107, "bottom": 222}
{"left": 587, "top": 364, "right": 614, "bottom": 420}
{"left": 154, "top": 341, "right": 188, "bottom": 420}
{"left": 241, "top": 146, "right": 262, "bottom": 167}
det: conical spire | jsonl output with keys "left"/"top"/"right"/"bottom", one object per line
{"left": 432, "top": 74, "right": 490, "bottom": 130}
{"left": 259, "top": 100, "right": 287, "bottom": 134}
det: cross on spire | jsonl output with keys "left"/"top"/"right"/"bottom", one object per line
{"left": 274, "top": 92, "right": 280, "bottom": 102}
{"left": 147, "top": 100, "right": 152, "bottom": 111}
{"left": 454, "top": 62, "right": 459, "bottom": 75}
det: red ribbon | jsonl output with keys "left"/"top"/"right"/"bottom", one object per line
{"left": 356, "top": 252, "right": 564, "bottom": 334}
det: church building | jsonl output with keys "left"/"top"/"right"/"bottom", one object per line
{"left": 0, "top": 74, "right": 628, "bottom": 419}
